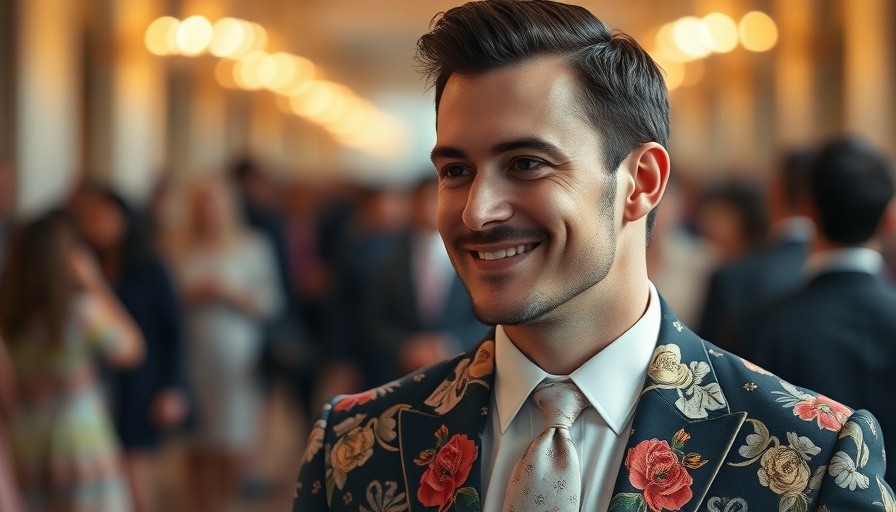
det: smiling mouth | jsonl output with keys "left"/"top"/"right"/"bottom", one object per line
{"left": 474, "top": 243, "right": 538, "bottom": 261}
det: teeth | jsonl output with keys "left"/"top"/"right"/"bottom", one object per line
{"left": 477, "top": 243, "right": 534, "bottom": 261}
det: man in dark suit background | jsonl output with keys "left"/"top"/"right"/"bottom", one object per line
{"left": 363, "top": 176, "right": 488, "bottom": 387}
{"left": 698, "top": 149, "right": 815, "bottom": 351}
{"left": 736, "top": 136, "right": 896, "bottom": 485}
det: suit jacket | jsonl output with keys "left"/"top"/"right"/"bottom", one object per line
{"left": 736, "top": 270, "right": 896, "bottom": 486}
{"left": 699, "top": 238, "right": 808, "bottom": 351}
{"left": 363, "top": 231, "right": 488, "bottom": 387}
{"left": 294, "top": 301, "right": 895, "bottom": 511}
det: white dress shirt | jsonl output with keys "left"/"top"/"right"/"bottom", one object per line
{"left": 804, "top": 247, "right": 885, "bottom": 279}
{"left": 481, "top": 282, "right": 661, "bottom": 510}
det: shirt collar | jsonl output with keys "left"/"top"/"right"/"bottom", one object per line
{"left": 494, "top": 282, "right": 661, "bottom": 435}
{"left": 804, "top": 247, "right": 885, "bottom": 279}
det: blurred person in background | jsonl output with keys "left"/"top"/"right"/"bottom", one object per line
{"left": 734, "top": 136, "right": 896, "bottom": 485}
{"left": 693, "top": 180, "right": 768, "bottom": 265}
{"left": 176, "top": 177, "right": 283, "bottom": 512}
{"left": 363, "top": 175, "right": 488, "bottom": 387}
{"left": 0, "top": 211, "right": 144, "bottom": 512}
{"left": 71, "top": 184, "right": 189, "bottom": 512}
{"left": 646, "top": 174, "right": 715, "bottom": 325}
{"left": 698, "top": 149, "right": 815, "bottom": 349}
{"left": 315, "top": 186, "right": 409, "bottom": 402}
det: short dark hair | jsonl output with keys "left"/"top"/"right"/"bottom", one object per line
{"left": 808, "top": 136, "right": 894, "bottom": 245}
{"left": 416, "top": 0, "right": 669, "bottom": 234}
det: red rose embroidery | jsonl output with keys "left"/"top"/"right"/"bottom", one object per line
{"left": 418, "top": 434, "right": 478, "bottom": 511}
{"left": 793, "top": 394, "right": 852, "bottom": 431}
{"left": 334, "top": 390, "right": 377, "bottom": 411}
{"left": 626, "top": 439, "right": 694, "bottom": 512}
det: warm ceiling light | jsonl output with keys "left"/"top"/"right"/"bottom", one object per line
{"left": 290, "top": 81, "right": 339, "bottom": 118}
{"left": 325, "top": 99, "right": 372, "bottom": 136}
{"left": 273, "top": 56, "right": 317, "bottom": 95}
{"left": 248, "top": 23, "right": 268, "bottom": 52}
{"left": 233, "top": 51, "right": 271, "bottom": 90}
{"left": 672, "top": 16, "right": 712, "bottom": 60}
{"left": 699, "top": 13, "right": 738, "bottom": 53}
{"left": 739, "top": 11, "right": 778, "bottom": 52}
{"left": 176, "top": 15, "right": 213, "bottom": 56}
{"left": 210, "top": 18, "right": 248, "bottom": 58}
{"left": 145, "top": 16, "right": 180, "bottom": 56}
{"left": 262, "top": 52, "right": 298, "bottom": 91}
{"left": 655, "top": 22, "right": 691, "bottom": 63}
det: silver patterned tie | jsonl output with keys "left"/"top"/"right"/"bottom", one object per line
{"left": 503, "top": 380, "right": 590, "bottom": 512}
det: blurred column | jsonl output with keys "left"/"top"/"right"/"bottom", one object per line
{"left": 16, "top": 0, "right": 82, "bottom": 216}
{"left": 772, "top": 0, "right": 817, "bottom": 148}
{"left": 842, "top": 0, "right": 894, "bottom": 161}
{"left": 108, "top": 0, "right": 169, "bottom": 202}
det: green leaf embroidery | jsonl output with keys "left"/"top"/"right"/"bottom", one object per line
{"left": 454, "top": 487, "right": 481, "bottom": 512}
{"left": 609, "top": 492, "right": 648, "bottom": 512}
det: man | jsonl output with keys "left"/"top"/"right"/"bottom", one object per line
{"left": 735, "top": 136, "right": 896, "bottom": 486}
{"left": 698, "top": 149, "right": 815, "bottom": 350}
{"left": 363, "top": 176, "right": 488, "bottom": 387}
{"left": 293, "top": 2, "right": 894, "bottom": 511}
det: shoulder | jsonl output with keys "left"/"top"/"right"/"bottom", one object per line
{"left": 703, "top": 338, "right": 854, "bottom": 442}
{"left": 323, "top": 340, "right": 494, "bottom": 425}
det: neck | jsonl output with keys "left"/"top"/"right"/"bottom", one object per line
{"left": 503, "top": 258, "right": 651, "bottom": 375}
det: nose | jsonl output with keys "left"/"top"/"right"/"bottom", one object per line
{"left": 461, "top": 171, "right": 513, "bottom": 230}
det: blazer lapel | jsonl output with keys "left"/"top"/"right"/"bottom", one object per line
{"left": 610, "top": 301, "right": 747, "bottom": 512}
{"left": 399, "top": 338, "right": 496, "bottom": 511}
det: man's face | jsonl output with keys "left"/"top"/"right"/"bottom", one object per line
{"left": 433, "top": 56, "right": 623, "bottom": 325}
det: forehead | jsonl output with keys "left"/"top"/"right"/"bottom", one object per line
{"left": 435, "top": 56, "right": 600, "bottom": 156}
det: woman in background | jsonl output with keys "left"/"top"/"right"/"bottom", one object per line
{"left": 0, "top": 211, "right": 143, "bottom": 511}
{"left": 177, "top": 178, "right": 283, "bottom": 511}
{"left": 73, "top": 185, "right": 189, "bottom": 512}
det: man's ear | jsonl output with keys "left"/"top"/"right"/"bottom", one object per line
{"left": 622, "top": 142, "right": 670, "bottom": 223}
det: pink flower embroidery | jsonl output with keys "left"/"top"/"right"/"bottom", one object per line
{"left": 334, "top": 390, "right": 377, "bottom": 411}
{"left": 418, "top": 434, "right": 478, "bottom": 511}
{"left": 793, "top": 394, "right": 851, "bottom": 431}
{"left": 626, "top": 439, "right": 694, "bottom": 512}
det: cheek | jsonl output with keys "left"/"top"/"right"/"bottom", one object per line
{"left": 436, "top": 191, "right": 463, "bottom": 233}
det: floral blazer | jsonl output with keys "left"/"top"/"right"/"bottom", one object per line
{"left": 293, "top": 301, "right": 896, "bottom": 512}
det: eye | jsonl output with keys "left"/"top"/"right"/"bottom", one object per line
{"left": 440, "top": 164, "right": 471, "bottom": 179}
{"left": 511, "top": 158, "right": 545, "bottom": 172}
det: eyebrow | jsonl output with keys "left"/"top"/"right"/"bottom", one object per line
{"left": 430, "top": 137, "right": 567, "bottom": 163}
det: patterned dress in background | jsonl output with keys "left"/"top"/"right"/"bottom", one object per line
{"left": 7, "top": 295, "right": 133, "bottom": 512}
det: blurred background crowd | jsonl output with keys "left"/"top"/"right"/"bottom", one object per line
{"left": 1, "top": 0, "right": 896, "bottom": 511}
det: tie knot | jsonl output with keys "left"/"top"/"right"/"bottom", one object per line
{"left": 531, "top": 380, "right": 589, "bottom": 430}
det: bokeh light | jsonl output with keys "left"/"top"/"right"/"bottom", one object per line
{"left": 209, "top": 18, "right": 248, "bottom": 58}
{"left": 145, "top": 17, "right": 180, "bottom": 56}
{"left": 699, "top": 13, "right": 739, "bottom": 54}
{"left": 175, "top": 16, "right": 213, "bottom": 56}
{"left": 739, "top": 11, "right": 778, "bottom": 52}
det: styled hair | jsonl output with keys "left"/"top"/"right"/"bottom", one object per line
{"left": 808, "top": 136, "right": 894, "bottom": 245}
{"left": 0, "top": 211, "right": 81, "bottom": 347}
{"left": 416, "top": 0, "right": 669, "bottom": 235}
